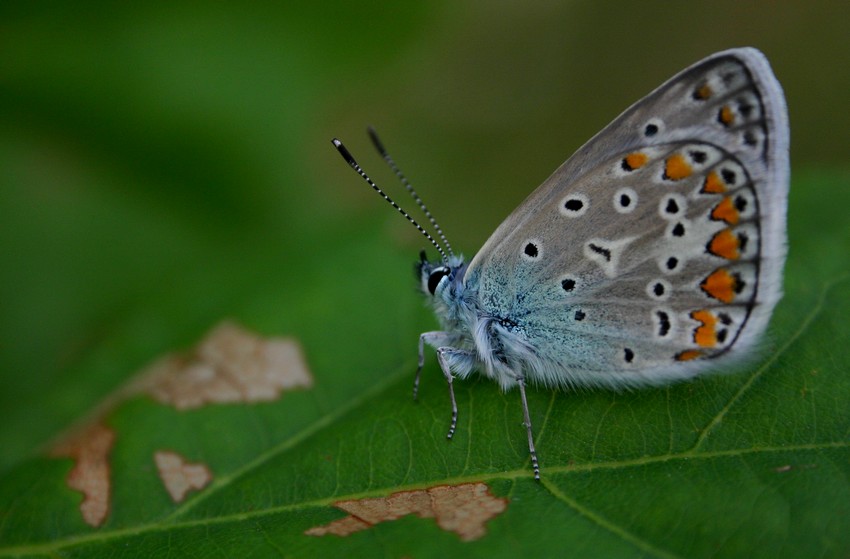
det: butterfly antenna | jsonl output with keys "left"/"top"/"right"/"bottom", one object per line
{"left": 367, "top": 127, "right": 455, "bottom": 258}
{"left": 332, "top": 138, "right": 449, "bottom": 263}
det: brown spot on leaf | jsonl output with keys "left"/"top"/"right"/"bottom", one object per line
{"left": 50, "top": 422, "right": 115, "bottom": 527}
{"left": 135, "top": 321, "right": 313, "bottom": 410}
{"left": 774, "top": 463, "right": 817, "bottom": 473}
{"left": 47, "top": 321, "right": 310, "bottom": 527}
{"left": 154, "top": 450, "right": 212, "bottom": 502}
{"left": 305, "top": 483, "right": 507, "bottom": 542}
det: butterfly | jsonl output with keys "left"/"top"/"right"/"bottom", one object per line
{"left": 332, "top": 47, "right": 789, "bottom": 479}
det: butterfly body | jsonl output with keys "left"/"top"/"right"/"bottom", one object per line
{"left": 334, "top": 47, "right": 788, "bottom": 479}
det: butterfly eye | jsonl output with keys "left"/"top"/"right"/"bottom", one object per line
{"left": 427, "top": 267, "right": 451, "bottom": 295}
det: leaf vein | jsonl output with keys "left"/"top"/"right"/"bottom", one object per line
{"left": 689, "top": 275, "right": 850, "bottom": 452}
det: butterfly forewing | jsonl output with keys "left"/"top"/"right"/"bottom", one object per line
{"left": 464, "top": 48, "right": 788, "bottom": 386}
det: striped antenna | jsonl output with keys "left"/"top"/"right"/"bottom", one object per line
{"left": 332, "top": 138, "right": 449, "bottom": 264}
{"left": 367, "top": 127, "right": 455, "bottom": 257}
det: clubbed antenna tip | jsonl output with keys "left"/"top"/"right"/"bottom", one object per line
{"left": 331, "top": 136, "right": 449, "bottom": 264}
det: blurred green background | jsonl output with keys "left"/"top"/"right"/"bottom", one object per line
{"left": 0, "top": 1, "right": 847, "bottom": 473}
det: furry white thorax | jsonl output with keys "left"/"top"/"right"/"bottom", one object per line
{"left": 420, "top": 254, "right": 542, "bottom": 391}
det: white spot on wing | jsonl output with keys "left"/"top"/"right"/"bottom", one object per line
{"left": 613, "top": 187, "right": 638, "bottom": 214}
{"left": 659, "top": 193, "right": 687, "bottom": 219}
{"left": 559, "top": 193, "right": 589, "bottom": 218}
{"left": 583, "top": 236, "right": 638, "bottom": 278}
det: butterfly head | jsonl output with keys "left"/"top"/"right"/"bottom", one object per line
{"left": 417, "top": 250, "right": 466, "bottom": 300}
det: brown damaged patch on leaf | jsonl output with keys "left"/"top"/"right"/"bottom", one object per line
{"left": 133, "top": 321, "right": 313, "bottom": 410}
{"left": 154, "top": 450, "right": 212, "bottom": 502}
{"left": 305, "top": 483, "right": 507, "bottom": 542}
{"left": 50, "top": 422, "right": 115, "bottom": 527}
{"left": 48, "top": 321, "right": 311, "bottom": 527}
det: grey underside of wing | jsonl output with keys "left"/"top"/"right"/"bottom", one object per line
{"left": 463, "top": 48, "right": 789, "bottom": 377}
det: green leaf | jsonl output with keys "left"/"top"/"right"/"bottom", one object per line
{"left": 2, "top": 172, "right": 848, "bottom": 557}
{"left": 2, "top": 5, "right": 850, "bottom": 559}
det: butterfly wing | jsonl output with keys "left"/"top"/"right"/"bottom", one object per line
{"left": 464, "top": 48, "right": 789, "bottom": 387}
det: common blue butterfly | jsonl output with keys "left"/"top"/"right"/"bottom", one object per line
{"left": 333, "top": 47, "right": 789, "bottom": 479}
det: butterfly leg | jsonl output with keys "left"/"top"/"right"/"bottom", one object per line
{"left": 435, "top": 346, "right": 476, "bottom": 440}
{"left": 435, "top": 348, "right": 459, "bottom": 439}
{"left": 415, "top": 331, "right": 454, "bottom": 401}
{"left": 516, "top": 376, "right": 541, "bottom": 480}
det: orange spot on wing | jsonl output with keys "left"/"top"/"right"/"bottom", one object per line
{"left": 708, "top": 229, "right": 740, "bottom": 260}
{"left": 719, "top": 105, "right": 735, "bottom": 126}
{"left": 676, "top": 349, "right": 703, "bottom": 361}
{"left": 694, "top": 84, "right": 712, "bottom": 100}
{"left": 701, "top": 268, "right": 738, "bottom": 303}
{"left": 691, "top": 309, "right": 718, "bottom": 347}
{"left": 623, "top": 152, "right": 648, "bottom": 171}
{"left": 711, "top": 196, "right": 740, "bottom": 224}
{"left": 664, "top": 153, "right": 692, "bottom": 180}
{"left": 702, "top": 171, "right": 726, "bottom": 194}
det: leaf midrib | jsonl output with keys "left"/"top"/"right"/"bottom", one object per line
{"left": 2, "top": 440, "right": 847, "bottom": 557}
